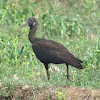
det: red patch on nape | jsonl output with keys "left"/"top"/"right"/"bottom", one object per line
{"left": 33, "top": 16, "right": 37, "bottom": 19}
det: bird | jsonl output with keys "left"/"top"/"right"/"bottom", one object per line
{"left": 14, "top": 16, "right": 84, "bottom": 80}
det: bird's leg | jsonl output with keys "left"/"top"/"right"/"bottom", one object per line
{"left": 66, "top": 64, "right": 69, "bottom": 80}
{"left": 44, "top": 63, "right": 50, "bottom": 80}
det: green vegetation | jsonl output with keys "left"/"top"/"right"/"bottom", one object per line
{"left": 0, "top": 0, "right": 100, "bottom": 98}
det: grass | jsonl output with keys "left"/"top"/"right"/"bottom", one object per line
{"left": 0, "top": 0, "right": 100, "bottom": 99}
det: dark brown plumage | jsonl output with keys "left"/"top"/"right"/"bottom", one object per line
{"left": 14, "top": 16, "right": 84, "bottom": 80}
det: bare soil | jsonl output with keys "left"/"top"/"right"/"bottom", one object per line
{"left": 0, "top": 86, "right": 100, "bottom": 100}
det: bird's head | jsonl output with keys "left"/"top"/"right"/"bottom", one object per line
{"left": 13, "top": 16, "right": 38, "bottom": 35}
{"left": 27, "top": 16, "right": 38, "bottom": 27}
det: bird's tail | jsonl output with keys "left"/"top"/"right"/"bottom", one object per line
{"left": 70, "top": 58, "right": 84, "bottom": 69}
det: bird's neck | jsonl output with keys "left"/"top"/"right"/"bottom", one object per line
{"left": 28, "top": 26, "right": 37, "bottom": 44}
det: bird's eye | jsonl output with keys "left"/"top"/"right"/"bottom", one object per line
{"left": 30, "top": 19, "right": 33, "bottom": 21}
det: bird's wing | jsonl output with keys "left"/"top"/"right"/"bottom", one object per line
{"left": 32, "top": 39, "right": 73, "bottom": 64}
{"left": 33, "top": 39, "right": 69, "bottom": 52}
{"left": 33, "top": 39, "right": 83, "bottom": 68}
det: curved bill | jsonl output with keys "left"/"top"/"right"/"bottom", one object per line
{"left": 12, "top": 21, "right": 28, "bottom": 36}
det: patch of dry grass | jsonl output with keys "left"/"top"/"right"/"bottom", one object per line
{"left": 0, "top": 85, "right": 100, "bottom": 100}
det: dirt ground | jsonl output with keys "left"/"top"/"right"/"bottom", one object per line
{"left": 0, "top": 86, "right": 100, "bottom": 100}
